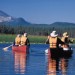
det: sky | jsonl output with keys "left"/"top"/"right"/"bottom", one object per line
{"left": 0, "top": 0, "right": 75, "bottom": 24}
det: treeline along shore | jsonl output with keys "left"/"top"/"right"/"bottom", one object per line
{"left": 0, "top": 22, "right": 75, "bottom": 43}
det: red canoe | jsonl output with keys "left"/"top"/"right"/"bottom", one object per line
{"left": 12, "top": 45, "right": 28, "bottom": 53}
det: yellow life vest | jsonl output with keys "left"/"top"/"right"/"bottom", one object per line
{"left": 15, "top": 37, "right": 21, "bottom": 45}
{"left": 49, "top": 37, "right": 57, "bottom": 48}
{"left": 21, "top": 36, "right": 27, "bottom": 45}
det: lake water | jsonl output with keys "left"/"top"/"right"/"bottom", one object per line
{"left": 0, "top": 43, "right": 75, "bottom": 75}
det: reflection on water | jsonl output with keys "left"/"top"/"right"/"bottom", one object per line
{"left": 13, "top": 51, "right": 27, "bottom": 74}
{"left": 0, "top": 44, "right": 75, "bottom": 75}
{"left": 60, "top": 58, "right": 68, "bottom": 75}
{"left": 47, "top": 57, "right": 69, "bottom": 75}
{"left": 47, "top": 59, "right": 56, "bottom": 75}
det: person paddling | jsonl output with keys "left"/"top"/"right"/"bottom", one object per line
{"left": 61, "top": 32, "right": 73, "bottom": 50}
{"left": 20, "top": 33, "right": 30, "bottom": 53}
{"left": 45, "top": 31, "right": 64, "bottom": 59}
{"left": 14, "top": 34, "right": 21, "bottom": 46}
{"left": 20, "top": 33, "right": 30, "bottom": 46}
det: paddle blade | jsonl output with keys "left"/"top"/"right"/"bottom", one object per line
{"left": 3, "top": 44, "right": 13, "bottom": 51}
{"left": 45, "top": 49, "right": 48, "bottom": 55}
{"left": 3, "top": 47, "right": 8, "bottom": 51}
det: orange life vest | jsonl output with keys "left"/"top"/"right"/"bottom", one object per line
{"left": 15, "top": 37, "right": 21, "bottom": 45}
{"left": 49, "top": 37, "right": 57, "bottom": 48}
{"left": 21, "top": 36, "right": 27, "bottom": 45}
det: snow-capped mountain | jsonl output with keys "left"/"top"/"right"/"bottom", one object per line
{"left": 0, "top": 10, "right": 31, "bottom": 25}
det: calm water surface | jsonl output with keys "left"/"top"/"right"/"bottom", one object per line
{"left": 0, "top": 43, "right": 75, "bottom": 75}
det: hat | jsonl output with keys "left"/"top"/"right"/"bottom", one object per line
{"left": 24, "top": 33, "right": 27, "bottom": 37}
{"left": 17, "top": 34, "right": 21, "bottom": 37}
{"left": 52, "top": 30, "right": 56, "bottom": 33}
{"left": 63, "top": 32, "right": 68, "bottom": 37}
{"left": 50, "top": 31, "right": 58, "bottom": 37}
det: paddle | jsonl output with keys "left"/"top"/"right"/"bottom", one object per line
{"left": 3, "top": 44, "right": 13, "bottom": 51}
{"left": 45, "top": 49, "right": 48, "bottom": 55}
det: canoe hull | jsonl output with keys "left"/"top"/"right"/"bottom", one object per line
{"left": 12, "top": 46, "right": 28, "bottom": 53}
{"left": 62, "top": 50, "right": 73, "bottom": 58}
{"left": 47, "top": 48, "right": 73, "bottom": 59}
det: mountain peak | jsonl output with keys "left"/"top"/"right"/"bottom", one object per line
{"left": 0, "top": 10, "right": 9, "bottom": 17}
{"left": 0, "top": 10, "right": 31, "bottom": 25}
{"left": 52, "top": 22, "right": 75, "bottom": 25}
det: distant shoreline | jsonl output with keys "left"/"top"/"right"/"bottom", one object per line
{"left": 0, "top": 34, "right": 74, "bottom": 44}
{"left": 0, "top": 34, "right": 47, "bottom": 44}
{"left": 0, "top": 42, "right": 45, "bottom": 44}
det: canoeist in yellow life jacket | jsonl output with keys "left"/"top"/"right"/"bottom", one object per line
{"left": 61, "top": 32, "right": 73, "bottom": 50}
{"left": 14, "top": 34, "right": 21, "bottom": 46}
{"left": 20, "top": 33, "right": 30, "bottom": 47}
{"left": 45, "top": 31, "right": 64, "bottom": 58}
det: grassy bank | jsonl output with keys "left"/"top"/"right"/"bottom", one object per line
{"left": 29, "top": 35, "right": 47, "bottom": 43}
{"left": 0, "top": 34, "right": 75, "bottom": 44}
{"left": 0, "top": 34, "right": 47, "bottom": 43}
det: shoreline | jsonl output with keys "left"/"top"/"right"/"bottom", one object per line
{"left": 0, "top": 42, "right": 45, "bottom": 44}
{"left": 0, "top": 42, "right": 74, "bottom": 45}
